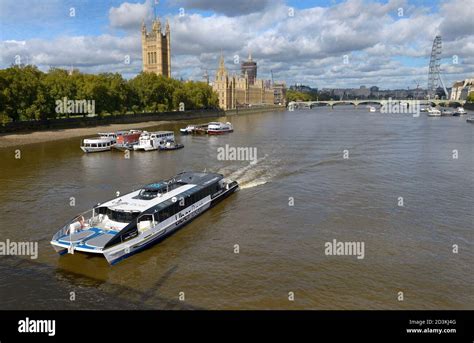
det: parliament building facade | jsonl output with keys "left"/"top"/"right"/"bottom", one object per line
{"left": 141, "top": 18, "right": 171, "bottom": 77}
{"left": 212, "top": 54, "right": 276, "bottom": 110}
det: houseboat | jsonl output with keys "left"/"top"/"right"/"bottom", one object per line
{"left": 80, "top": 133, "right": 117, "bottom": 153}
{"left": 50, "top": 171, "right": 239, "bottom": 265}
{"left": 114, "top": 129, "right": 142, "bottom": 151}
{"left": 133, "top": 131, "right": 175, "bottom": 151}
{"left": 207, "top": 122, "right": 233, "bottom": 135}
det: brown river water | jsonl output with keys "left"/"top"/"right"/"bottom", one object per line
{"left": 0, "top": 107, "right": 472, "bottom": 310}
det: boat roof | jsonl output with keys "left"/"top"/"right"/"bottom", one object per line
{"left": 175, "top": 171, "right": 222, "bottom": 186}
{"left": 99, "top": 185, "right": 195, "bottom": 212}
{"left": 83, "top": 137, "right": 115, "bottom": 143}
{"left": 98, "top": 172, "right": 223, "bottom": 212}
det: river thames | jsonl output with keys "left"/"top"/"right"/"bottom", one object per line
{"left": 0, "top": 106, "right": 472, "bottom": 310}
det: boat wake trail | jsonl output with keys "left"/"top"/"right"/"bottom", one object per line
{"left": 218, "top": 154, "right": 279, "bottom": 190}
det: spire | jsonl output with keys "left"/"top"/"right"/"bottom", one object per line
{"left": 248, "top": 50, "right": 252, "bottom": 61}
{"left": 141, "top": 19, "right": 146, "bottom": 33}
{"left": 152, "top": 18, "right": 161, "bottom": 32}
{"left": 217, "top": 51, "right": 227, "bottom": 78}
{"left": 165, "top": 19, "right": 170, "bottom": 33}
{"left": 219, "top": 51, "right": 225, "bottom": 69}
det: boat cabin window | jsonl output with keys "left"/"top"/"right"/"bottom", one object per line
{"left": 137, "top": 185, "right": 169, "bottom": 199}
{"left": 95, "top": 207, "right": 139, "bottom": 223}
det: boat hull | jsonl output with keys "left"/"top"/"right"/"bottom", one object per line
{"left": 113, "top": 143, "right": 138, "bottom": 151}
{"left": 208, "top": 129, "right": 234, "bottom": 135}
{"left": 51, "top": 181, "right": 239, "bottom": 265}
{"left": 80, "top": 146, "right": 112, "bottom": 153}
{"left": 103, "top": 182, "right": 238, "bottom": 265}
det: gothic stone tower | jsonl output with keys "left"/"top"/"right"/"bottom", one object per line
{"left": 141, "top": 19, "right": 171, "bottom": 77}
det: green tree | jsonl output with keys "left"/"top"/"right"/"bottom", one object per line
{"left": 129, "top": 72, "right": 174, "bottom": 112}
{"left": 0, "top": 65, "right": 221, "bottom": 121}
{"left": 467, "top": 92, "right": 474, "bottom": 102}
{"left": 42, "top": 68, "right": 77, "bottom": 118}
{"left": 1, "top": 65, "right": 45, "bottom": 121}
{"left": 286, "top": 89, "right": 312, "bottom": 102}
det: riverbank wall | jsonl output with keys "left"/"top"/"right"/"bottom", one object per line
{"left": 463, "top": 102, "right": 474, "bottom": 111}
{"left": 0, "top": 105, "right": 285, "bottom": 134}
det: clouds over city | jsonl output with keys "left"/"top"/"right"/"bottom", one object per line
{"left": 0, "top": 0, "right": 472, "bottom": 88}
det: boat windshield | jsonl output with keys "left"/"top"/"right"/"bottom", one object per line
{"left": 96, "top": 207, "right": 139, "bottom": 223}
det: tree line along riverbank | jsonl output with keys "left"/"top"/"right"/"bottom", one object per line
{"left": 0, "top": 65, "right": 220, "bottom": 125}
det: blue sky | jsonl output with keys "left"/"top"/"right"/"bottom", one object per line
{"left": 0, "top": 0, "right": 472, "bottom": 89}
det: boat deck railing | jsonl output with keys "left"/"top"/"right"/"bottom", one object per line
{"left": 52, "top": 208, "right": 113, "bottom": 242}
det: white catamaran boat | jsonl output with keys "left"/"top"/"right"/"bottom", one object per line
{"left": 80, "top": 132, "right": 117, "bottom": 153}
{"left": 133, "top": 131, "right": 175, "bottom": 151}
{"left": 50, "top": 171, "right": 239, "bottom": 265}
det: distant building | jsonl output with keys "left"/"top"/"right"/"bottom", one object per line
{"left": 141, "top": 18, "right": 171, "bottom": 77}
{"left": 273, "top": 82, "right": 287, "bottom": 106}
{"left": 450, "top": 78, "right": 474, "bottom": 100}
{"left": 241, "top": 52, "right": 257, "bottom": 85}
{"left": 213, "top": 54, "right": 275, "bottom": 110}
{"left": 353, "top": 85, "right": 370, "bottom": 98}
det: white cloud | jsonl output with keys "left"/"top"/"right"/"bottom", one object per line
{"left": 170, "top": 0, "right": 273, "bottom": 17}
{"left": 109, "top": 0, "right": 153, "bottom": 29}
{"left": 0, "top": 0, "right": 473, "bottom": 88}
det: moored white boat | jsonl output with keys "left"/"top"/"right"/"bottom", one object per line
{"left": 50, "top": 171, "right": 239, "bottom": 265}
{"left": 427, "top": 108, "right": 441, "bottom": 117}
{"left": 368, "top": 106, "right": 376, "bottom": 113}
{"left": 133, "top": 131, "right": 175, "bottom": 151}
{"left": 207, "top": 122, "right": 233, "bottom": 135}
{"left": 441, "top": 109, "right": 454, "bottom": 116}
{"left": 180, "top": 125, "right": 195, "bottom": 134}
{"left": 159, "top": 140, "right": 184, "bottom": 151}
{"left": 453, "top": 107, "right": 467, "bottom": 116}
{"left": 80, "top": 133, "right": 117, "bottom": 153}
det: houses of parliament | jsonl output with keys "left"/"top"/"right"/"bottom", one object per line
{"left": 212, "top": 53, "right": 285, "bottom": 110}
{"left": 141, "top": 19, "right": 285, "bottom": 110}
{"left": 141, "top": 18, "right": 171, "bottom": 77}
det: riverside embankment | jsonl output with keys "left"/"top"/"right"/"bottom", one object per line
{"left": 0, "top": 105, "right": 284, "bottom": 148}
